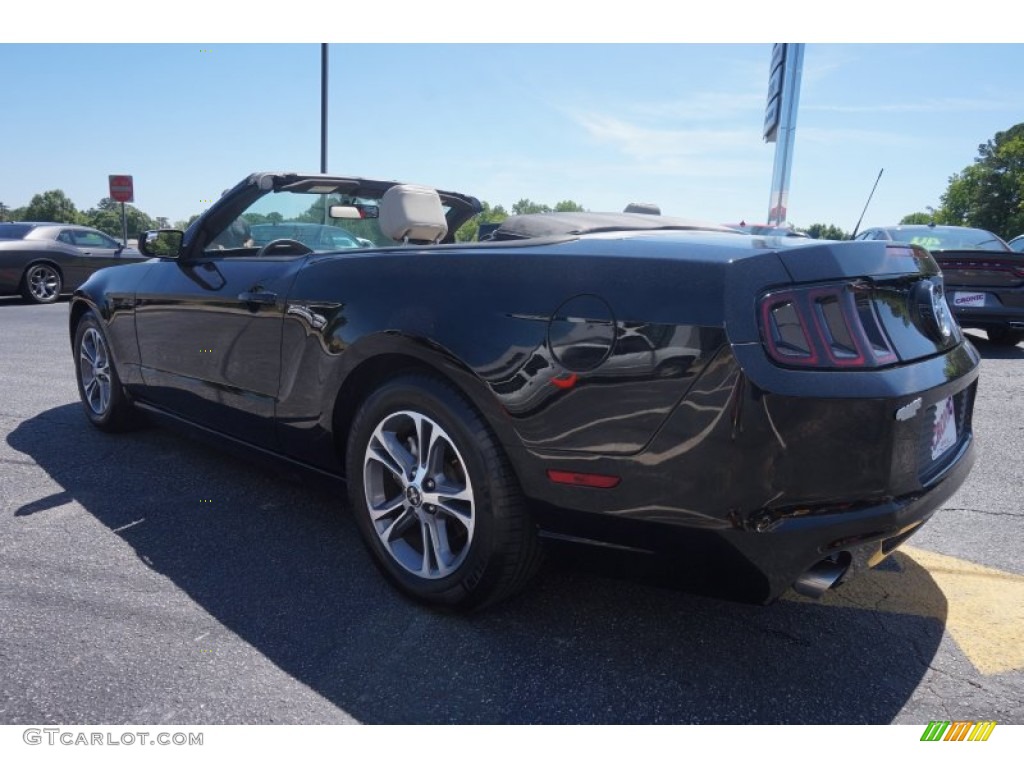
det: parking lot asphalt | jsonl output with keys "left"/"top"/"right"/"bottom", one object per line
{"left": 0, "top": 297, "right": 1021, "bottom": 724}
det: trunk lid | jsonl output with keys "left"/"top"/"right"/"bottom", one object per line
{"left": 770, "top": 240, "right": 959, "bottom": 364}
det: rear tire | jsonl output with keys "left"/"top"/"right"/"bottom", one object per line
{"left": 73, "top": 311, "right": 137, "bottom": 432}
{"left": 345, "top": 373, "right": 542, "bottom": 610}
{"left": 986, "top": 327, "right": 1024, "bottom": 347}
{"left": 20, "top": 262, "right": 63, "bottom": 304}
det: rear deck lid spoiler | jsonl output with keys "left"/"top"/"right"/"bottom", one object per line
{"left": 774, "top": 240, "right": 940, "bottom": 282}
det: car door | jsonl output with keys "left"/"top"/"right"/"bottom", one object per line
{"left": 133, "top": 248, "right": 308, "bottom": 449}
{"left": 63, "top": 229, "right": 126, "bottom": 286}
{"left": 54, "top": 229, "right": 92, "bottom": 287}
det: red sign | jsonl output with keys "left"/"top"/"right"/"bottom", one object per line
{"left": 108, "top": 174, "right": 134, "bottom": 203}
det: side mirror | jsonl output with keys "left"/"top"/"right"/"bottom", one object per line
{"left": 139, "top": 229, "right": 184, "bottom": 258}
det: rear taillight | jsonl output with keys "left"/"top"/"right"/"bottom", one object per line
{"left": 760, "top": 283, "right": 897, "bottom": 369}
{"left": 938, "top": 257, "right": 1024, "bottom": 278}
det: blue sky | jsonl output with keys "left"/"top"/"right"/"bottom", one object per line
{"left": 3, "top": 13, "right": 1021, "bottom": 231}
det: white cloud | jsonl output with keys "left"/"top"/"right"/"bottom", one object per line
{"left": 804, "top": 97, "right": 1008, "bottom": 114}
{"left": 798, "top": 126, "right": 917, "bottom": 146}
{"left": 627, "top": 90, "right": 765, "bottom": 121}
{"left": 570, "top": 111, "right": 756, "bottom": 163}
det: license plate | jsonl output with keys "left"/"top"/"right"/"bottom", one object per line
{"left": 931, "top": 396, "right": 957, "bottom": 460}
{"left": 952, "top": 291, "right": 986, "bottom": 308}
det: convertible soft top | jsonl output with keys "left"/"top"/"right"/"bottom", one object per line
{"left": 490, "top": 212, "right": 736, "bottom": 240}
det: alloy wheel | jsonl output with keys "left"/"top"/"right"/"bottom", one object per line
{"left": 28, "top": 265, "right": 60, "bottom": 302}
{"left": 79, "top": 327, "right": 112, "bottom": 416}
{"left": 362, "top": 409, "right": 475, "bottom": 579}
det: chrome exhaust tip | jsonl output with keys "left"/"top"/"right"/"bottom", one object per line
{"left": 792, "top": 557, "right": 849, "bottom": 598}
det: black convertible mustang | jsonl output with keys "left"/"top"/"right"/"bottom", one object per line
{"left": 69, "top": 173, "right": 979, "bottom": 610}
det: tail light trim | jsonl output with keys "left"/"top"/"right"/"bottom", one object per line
{"left": 760, "top": 291, "right": 820, "bottom": 365}
{"left": 760, "top": 282, "right": 899, "bottom": 370}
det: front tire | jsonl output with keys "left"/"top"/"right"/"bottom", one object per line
{"left": 345, "top": 374, "right": 542, "bottom": 610}
{"left": 73, "top": 311, "right": 137, "bottom": 432}
{"left": 986, "top": 327, "right": 1024, "bottom": 347}
{"left": 20, "top": 262, "right": 63, "bottom": 304}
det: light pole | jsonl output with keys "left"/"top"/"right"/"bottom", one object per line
{"left": 321, "top": 43, "right": 328, "bottom": 174}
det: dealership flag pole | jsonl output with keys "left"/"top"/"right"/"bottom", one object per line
{"left": 764, "top": 43, "right": 805, "bottom": 226}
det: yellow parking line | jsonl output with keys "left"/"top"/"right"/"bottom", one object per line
{"left": 785, "top": 546, "right": 1024, "bottom": 675}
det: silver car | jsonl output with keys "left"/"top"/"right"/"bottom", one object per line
{"left": 0, "top": 222, "right": 145, "bottom": 304}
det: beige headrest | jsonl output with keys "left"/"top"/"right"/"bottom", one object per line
{"left": 379, "top": 184, "right": 448, "bottom": 244}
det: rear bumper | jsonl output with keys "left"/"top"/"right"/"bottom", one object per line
{"left": 731, "top": 430, "right": 974, "bottom": 601}
{"left": 518, "top": 341, "right": 980, "bottom": 602}
{"left": 947, "top": 284, "right": 1024, "bottom": 330}
{"left": 951, "top": 307, "right": 1024, "bottom": 331}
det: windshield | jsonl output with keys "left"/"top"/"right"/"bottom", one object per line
{"left": 204, "top": 188, "right": 455, "bottom": 253}
{"left": 233, "top": 191, "right": 384, "bottom": 251}
{"left": 884, "top": 226, "right": 1010, "bottom": 252}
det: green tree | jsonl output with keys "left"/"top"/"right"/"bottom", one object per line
{"left": 296, "top": 196, "right": 329, "bottom": 224}
{"left": 456, "top": 201, "right": 509, "bottom": 242}
{"left": 805, "top": 223, "right": 850, "bottom": 240}
{"left": 94, "top": 197, "right": 120, "bottom": 212}
{"left": 455, "top": 199, "right": 586, "bottom": 241}
{"left": 174, "top": 214, "right": 201, "bottom": 230}
{"left": 23, "top": 189, "right": 80, "bottom": 223}
{"left": 936, "top": 123, "right": 1024, "bottom": 238}
{"left": 554, "top": 200, "right": 586, "bottom": 212}
{"left": 511, "top": 198, "right": 584, "bottom": 215}
{"left": 511, "top": 199, "right": 552, "bottom": 215}
{"left": 83, "top": 200, "right": 157, "bottom": 240}
{"left": 899, "top": 212, "right": 935, "bottom": 225}
{"left": 85, "top": 208, "right": 121, "bottom": 235}
{"left": 123, "top": 207, "right": 157, "bottom": 238}
{"left": 937, "top": 165, "right": 984, "bottom": 226}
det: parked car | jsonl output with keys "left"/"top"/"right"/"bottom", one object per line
{"left": 69, "top": 172, "right": 979, "bottom": 611}
{"left": 0, "top": 222, "right": 145, "bottom": 304}
{"left": 249, "top": 222, "right": 370, "bottom": 250}
{"left": 854, "top": 224, "right": 1022, "bottom": 345}
{"left": 1009, "top": 234, "right": 1024, "bottom": 253}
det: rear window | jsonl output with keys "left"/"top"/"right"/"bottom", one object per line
{"left": 0, "top": 223, "right": 34, "bottom": 239}
{"left": 885, "top": 227, "right": 1010, "bottom": 252}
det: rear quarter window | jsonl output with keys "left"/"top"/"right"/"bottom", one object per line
{"left": 0, "top": 224, "right": 33, "bottom": 239}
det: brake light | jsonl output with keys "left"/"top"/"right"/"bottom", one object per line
{"left": 760, "top": 283, "right": 897, "bottom": 369}
{"left": 759, "top": 292, "right": 818, "bottom": 364}
{"left": 938, "top": 257, "right": 1024, "bottom": 278}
